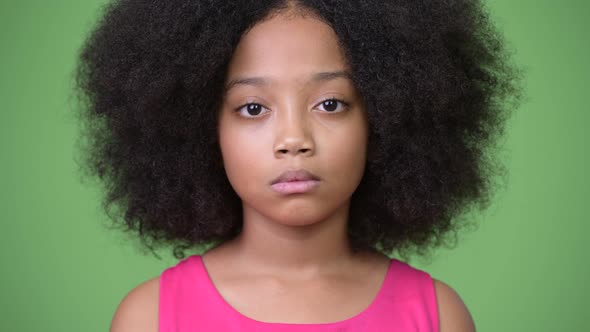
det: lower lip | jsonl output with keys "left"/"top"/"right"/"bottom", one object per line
{"left": 271, "top": 180, "right": 320, "bottom": 194}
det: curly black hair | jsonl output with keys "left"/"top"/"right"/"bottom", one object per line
{"left": 73, "top": 0, "right": 521, "bottom": 261}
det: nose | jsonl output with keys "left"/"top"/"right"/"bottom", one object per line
{"left": 273, "top": 108, "right": 315, "bottom": 158}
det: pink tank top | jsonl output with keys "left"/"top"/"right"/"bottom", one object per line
{"left": 159, "top": 255, "right": 439, "bottom": 331}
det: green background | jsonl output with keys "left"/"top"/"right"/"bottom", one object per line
{"left": 1, "top": 0, "right": 587, "bottom": 331}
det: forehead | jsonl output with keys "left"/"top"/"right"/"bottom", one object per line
{"left": 226, "top": 13, "right": 348, "bottom": 82}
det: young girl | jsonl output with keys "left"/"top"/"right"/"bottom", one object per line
{"left": 74, "top": 0, "right": 520, "bottom": 331}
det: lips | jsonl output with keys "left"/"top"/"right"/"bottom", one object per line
{"left": 270, "top": 169, "right": 320, "bottom": 185}
{"left": 270, "top": 169, "right": 321, "bottom": 195}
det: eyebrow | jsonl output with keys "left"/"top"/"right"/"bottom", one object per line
{"left": 224, "top": 70, "right": 353, "bottom": 92}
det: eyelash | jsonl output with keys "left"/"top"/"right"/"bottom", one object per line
{"left": 235, "top": 98, "right": 349, "bottom": 118}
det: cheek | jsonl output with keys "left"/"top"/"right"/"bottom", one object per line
{"left": 326, "top": 120, "right": 368, "bottom": 182}
{"left": 218, "top": 120, "right": 267, "bottom": 194}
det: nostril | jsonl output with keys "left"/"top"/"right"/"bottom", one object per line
{"left": 275, "top": 148, "right": 312, "bottom": 155}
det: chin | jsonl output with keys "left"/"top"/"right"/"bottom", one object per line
{"left": 271, "top": 207, "right": 317, "bottom": 225}
{"left": 276, "top": 215, "right": 323, "bottom": 227}
{"left": 266, "top": 202, "right": 340, "bottom": 227}
{"left": 241, "top": 192, "right": 351, "bottom": 227}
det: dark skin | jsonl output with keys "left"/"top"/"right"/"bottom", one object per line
{"left": 109, "top": 10, "right": 476, "bottom": 332}
{"left": 208, "top": 9, "right": 389, "bottom": 323}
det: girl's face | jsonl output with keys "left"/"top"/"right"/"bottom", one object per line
{"left": 218, "top": 11, "right": 368, "bottom": 226}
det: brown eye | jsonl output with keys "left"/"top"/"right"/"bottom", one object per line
{"left": 323, "top": 100, "right": 338, "bottom": 112}
{"left": 246, "top": 104, "right": 262, "bottom": 115}
{"left": 316, "top": 98, "right": 348, "bottom": 113}
{"left": 236, "top": 103, "right": 269, "bottom": 118}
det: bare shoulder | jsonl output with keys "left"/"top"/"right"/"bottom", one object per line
{"left": 433, "top": 278, "right": 476, "bottom": 332}
{"left": 109, "top": 276, "right": 160, "bottom": 332}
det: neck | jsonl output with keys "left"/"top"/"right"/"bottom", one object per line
{"left": 231, "top": 200, "right": 354, "bottom": 276}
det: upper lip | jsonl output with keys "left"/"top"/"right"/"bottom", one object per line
{"left": 271, "top": 169, "right": 321, "bottom": 185}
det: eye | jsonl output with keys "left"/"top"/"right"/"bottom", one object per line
{"left": 235, "top": 103, "right": 270, "bottom": 118}
{"left": 315, "top": 98, "right": 349, "bottom": 113}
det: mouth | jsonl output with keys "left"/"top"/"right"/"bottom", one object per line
{"left": 270, "top": 169, "right": 321, "bottom": 194}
